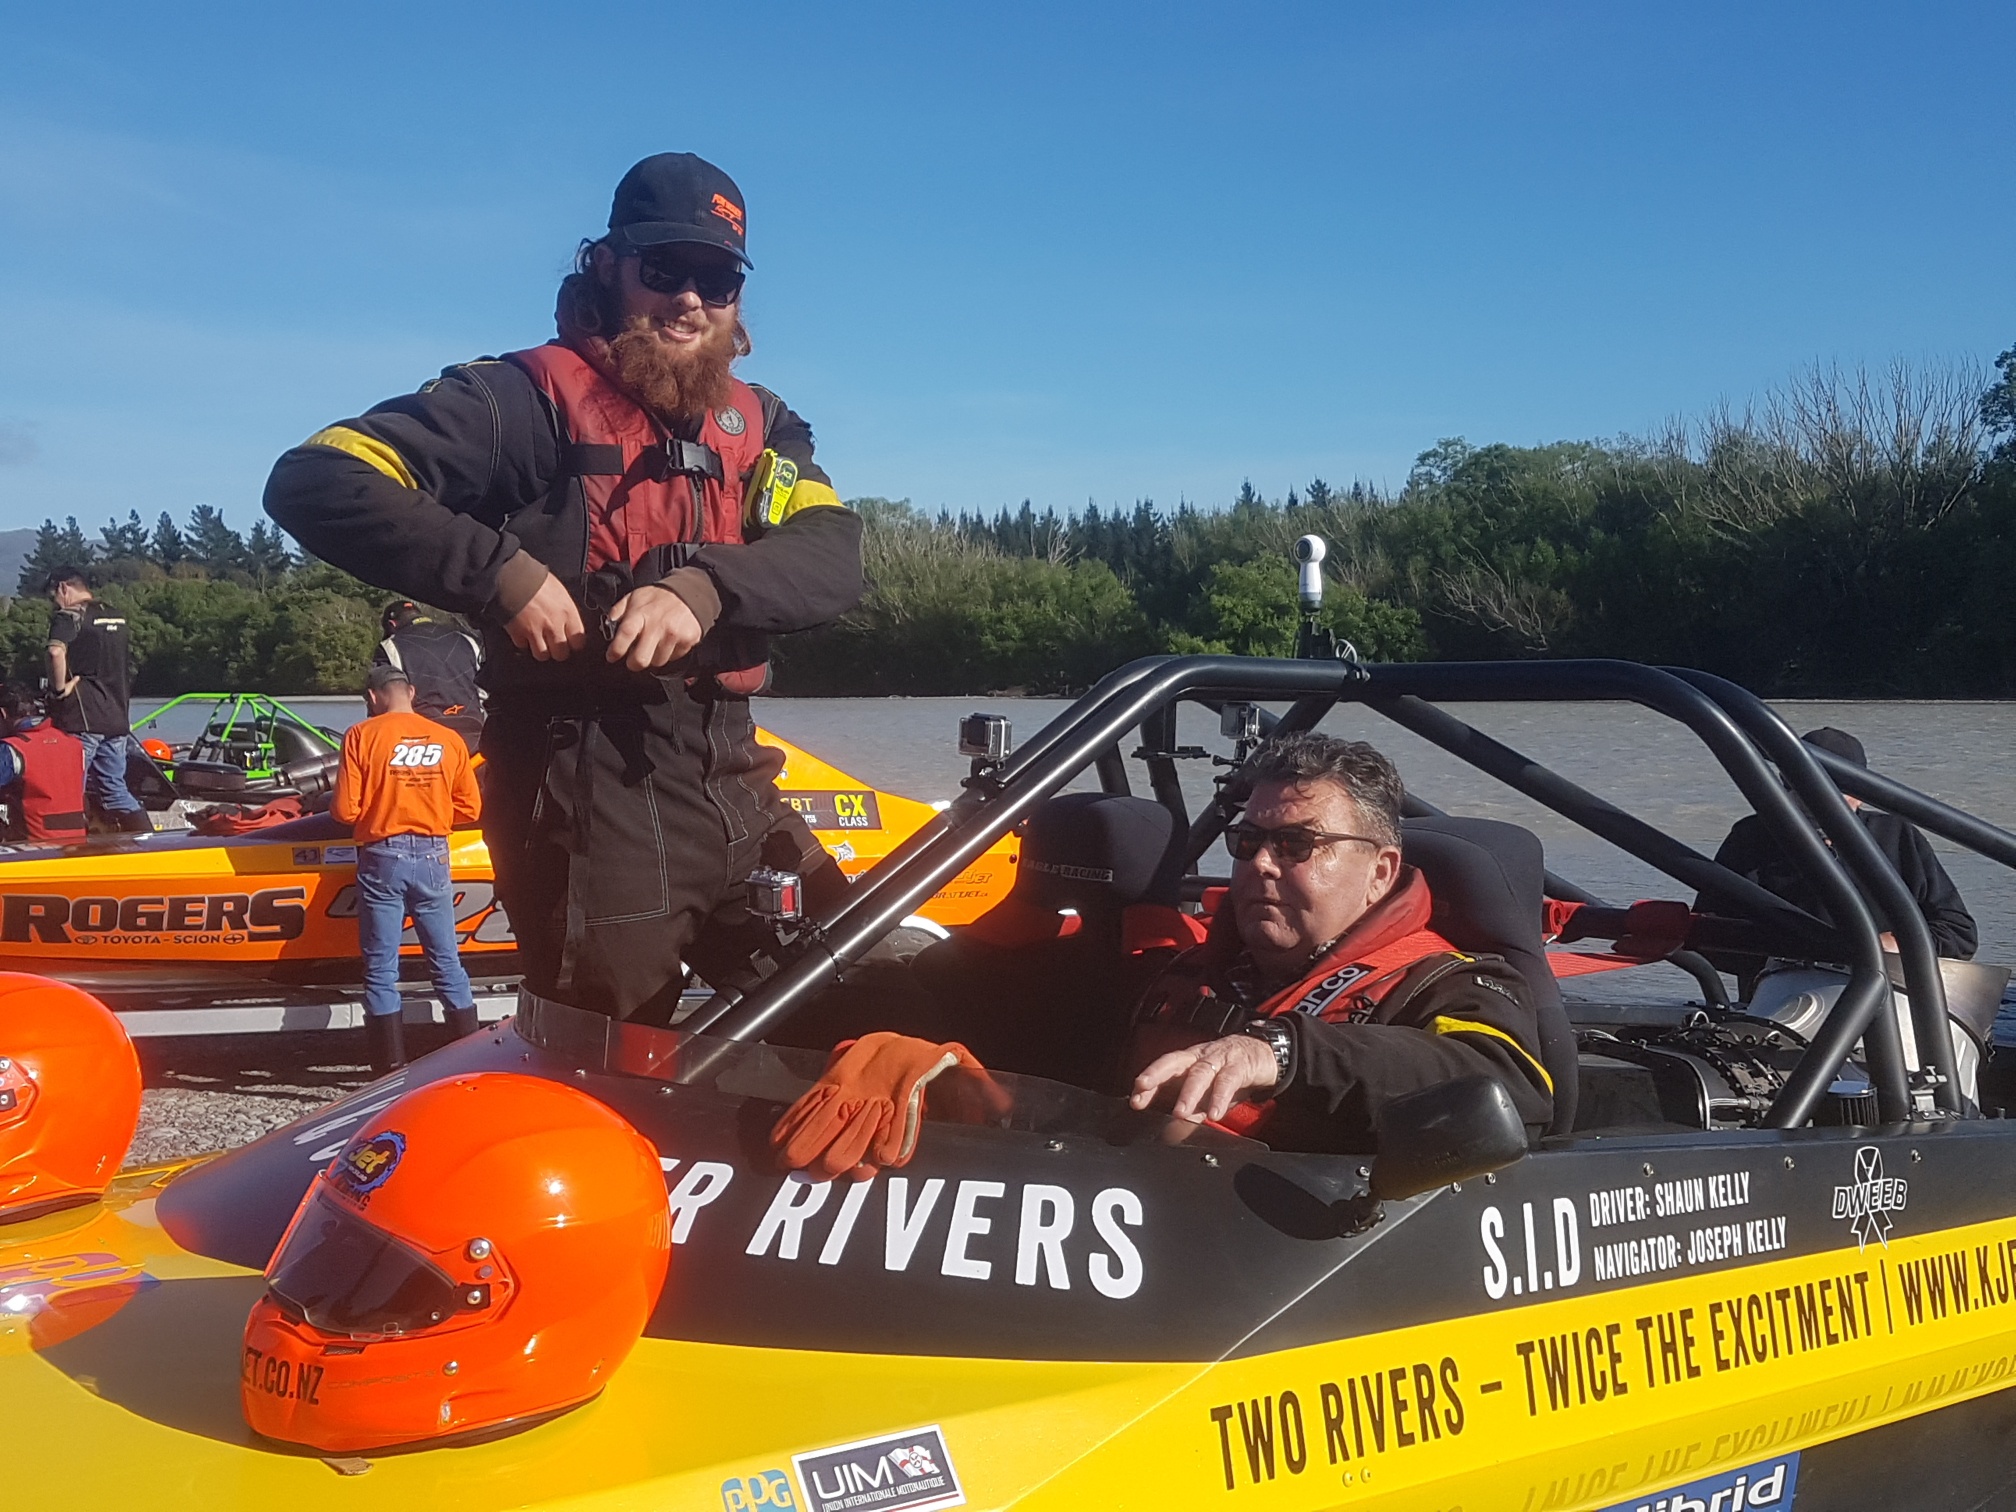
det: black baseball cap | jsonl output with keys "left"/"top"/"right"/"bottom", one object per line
{"left": 1802, "top": 727, "right": 1868, "bottom": 768}
{"left": 366, "top": 662, "right": 413, "bottom": 694}
{"left": 607, "top": 153, "right": 751, "bottom": 268}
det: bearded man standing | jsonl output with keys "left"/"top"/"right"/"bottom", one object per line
{"left": 265, "top": 153, "right": 863, "bottom": 1023}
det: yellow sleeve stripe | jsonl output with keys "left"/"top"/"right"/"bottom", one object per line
{"left": 1427, "top": 1015, "right": 1555, "bottom": 1093}
{"left": 304, "top": 426, "right": 418, "bottom": 490}
{"left": 780, "top": 478, "right": 844, "bottom": 520}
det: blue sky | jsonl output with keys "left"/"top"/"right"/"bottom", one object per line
{"left": 1, "top": 1, "right": 2010, "bottom": 538}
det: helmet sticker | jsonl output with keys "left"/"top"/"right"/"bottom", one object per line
{"left": 331, "top": 1130, "right": 406, "bottom": 1200}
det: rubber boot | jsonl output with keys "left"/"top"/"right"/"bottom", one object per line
{"left": 365, "top": 1012, "right": 407, "bottom": 1075}
{"left": 444, "top": 1004, "right": 481, "bottom": 1040}
{"left": 116, "top": 809, "right": 153, "bottom": 833}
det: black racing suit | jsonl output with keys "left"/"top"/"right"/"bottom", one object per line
{"left": 375, "top": 619, "right": 486, "bottom": 749}
{"left": 265, "top": 356, "right": 864, "bottom": 1021}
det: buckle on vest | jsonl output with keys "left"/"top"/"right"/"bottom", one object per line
{"left": 657, "top": 438, "right": 724, "bottom": 484}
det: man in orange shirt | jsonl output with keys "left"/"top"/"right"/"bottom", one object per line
{"left": 334, "top": 663, "right": 484, "bottom": 1073}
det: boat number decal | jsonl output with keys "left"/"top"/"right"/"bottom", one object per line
{"left": 1594, "top": 1454, "right": 1798, "bottom": 1512}
{"left": 657, "top": 1161, "right": 1145, "bottom": 1297}
{"left": 1832, "top": 1145, "right": 1908, "bottom": 1251}
{"left": 1, "top": 888, "right": 307, "bottom": 945}
{"left": 721, "top": 1469, "right": 797, "bottom": 1511}
{"left": 792, "top": 1425, "right": 964, "bottom": 1512}
{"left": 241, "top": 1346, "right": 324, "bottom": 1406}
{"left": 782, "top": 790, "right": 882, "bottom": 831}
{"left": 1481, "top": 1168, "right": 1791, "bottom": 1303}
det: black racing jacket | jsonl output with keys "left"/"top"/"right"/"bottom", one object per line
{"left": 1705, "top": 810, "right": 1978, "bottom": 960}
{"left": 262, "top": 356, "right": 864, "bottom": 702}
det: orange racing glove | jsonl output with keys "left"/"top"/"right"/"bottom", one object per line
{"left": 771, "top": 1032, "right": 991, "bottom": 1181}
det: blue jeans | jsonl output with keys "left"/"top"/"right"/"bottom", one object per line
{"left": 78, "top": 732, "right": 142, "bottom": 815}
{"left": 355, "top": 834, "right": 475, "bottom": 1020}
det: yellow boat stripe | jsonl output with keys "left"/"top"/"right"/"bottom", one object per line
{"left": 303, "top": 425, "right": 418, "bottom": 489}
{"left": 1429, "top": 1013, "right": 1555, "bottom": 1093}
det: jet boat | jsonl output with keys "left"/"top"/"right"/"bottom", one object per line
{"left": 7, "top": 640, "right": 2016, "bottom": 1510}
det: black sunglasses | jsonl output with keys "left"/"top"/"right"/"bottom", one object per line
{"left": 635, "top": 249, "right": 745, "bottom": 306}
{"left": 1227, "top": 822, "right": 1381, "bottom": 865}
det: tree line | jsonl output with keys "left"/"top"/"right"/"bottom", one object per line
{"left": 4, "top": 345, "right": 2013, "bottom": 699}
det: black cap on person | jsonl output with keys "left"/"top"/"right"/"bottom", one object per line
{"left": 607, "top": 153, "right": 750, "bottom": 267}
{"left": 1801, "top": 727, "right": 1867, "bottom": 768}
{"left": 366, "top": 662, "right": 413, "bottom": 695}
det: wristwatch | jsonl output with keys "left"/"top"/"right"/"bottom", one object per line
{"left": 1239, "top": 1017, "right": 1296, "bottom": 1091}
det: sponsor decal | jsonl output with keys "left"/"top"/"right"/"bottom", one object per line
{"left": 324, "top": 844, "right": 358, "bottom": 863}
{"left": 1594, "top": 1453, "right": 1798, "bottom": 1512}
{"left": 330, "top": 1130, "right": 406, "bottom": 1199}
{"left": 716, "top": 405, "right": 747, "bottom": 437}
{"left": 738, "top": 1172, "right": 1143, "bottom": 1297}
{"left": 781, "top": 790, "right": 882, "bottom": 831}
{"left": 711, "top": 193, "right": 746, "bottom": 233}
{"left": 721, "top": 1469, "right": 796, "bottom": 1510}
{"left": 241, "top": 1346, "right": 325, "bottom": 1405}
{"left": 1288, "top": 964, "right": 1372, "bottom": 1017}
{"left": 1833, "top": 1145, "right": 1907, "bottom": 1251}
{"left": 326, "top": 880, "right": 515, "bottom": 945}
{"left": 0, "top": 887, "right": 308, "bottom": 945}
{"left": 793, "top": 1425, "right": 963, "bottom": 1512}
{"left": 1025, "top": 859, "right": 1114, "bottom": 883}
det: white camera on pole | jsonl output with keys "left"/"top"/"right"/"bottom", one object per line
{"left": 1295, "top": 535, "right": 1327, "bottom": 614}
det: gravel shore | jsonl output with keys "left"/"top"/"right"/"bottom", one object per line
{"left": 128, "top": 1025, "right": 468, "bottom": 1168}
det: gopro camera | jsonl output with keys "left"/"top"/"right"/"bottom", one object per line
{"left": 958, "top": 713, "right": 1012, "bottom": 765}
{"left": 746, "top": 867, "right": 803, "bottom": 923}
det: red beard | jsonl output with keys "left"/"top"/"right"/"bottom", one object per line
{"left": 586, "top": 313, "right": 740, "bottom": 422}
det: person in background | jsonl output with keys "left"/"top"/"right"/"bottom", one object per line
{"left": 375, "top": 600, "right": 485, "bottom": 751}
{"left": 0, "top": 683, "right": 87, "bottom": 843}
{"left": 333, "top": 663, "right": 484, "bottom": 1073}
{"left": 1708, "top": 725, "right": 1977, "bottom": 960}
{"left": 43, "top": 566, "right": 147, "bottom": 832}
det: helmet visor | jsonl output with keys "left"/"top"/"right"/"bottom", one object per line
{"left": 268, "top": 1188, "right": 467, "bottom": 1339}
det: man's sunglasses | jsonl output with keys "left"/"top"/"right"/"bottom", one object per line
{"left": 635, "top": 250, "right": 746, "bottom": 306}
{"left": 1227, "top": 823, "right": 1381, "bottom": 865}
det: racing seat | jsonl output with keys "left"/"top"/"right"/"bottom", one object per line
{"left": 908, "top": 793, "right": 1194, "bottom": 1088}
{"left": 1402, "top": 816, "right": 1578, "bottom": 1136}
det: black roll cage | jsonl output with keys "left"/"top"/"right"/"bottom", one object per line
{"left": 690, "top": 655, "right": 2016, "bottom": 1130}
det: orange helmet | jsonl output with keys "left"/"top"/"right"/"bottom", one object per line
{"left": 242, "top": 1072, "right": 671, "bottom": 1454}
{"left": 139, "top": 738, "right": 174, "bottom": 763}
{"left": 0, "top": 974, "right": 141, "bottom": 1223}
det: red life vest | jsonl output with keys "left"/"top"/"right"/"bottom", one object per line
{"left": 506, "top": 342, "right": 771, "bottom": 693}
{"left": 2, "top": 723, "right": 88, "bottom": 842}
{"left": 1130, "top": 870, "right": 1465, "bottom": 1137}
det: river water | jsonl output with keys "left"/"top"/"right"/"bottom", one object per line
{"left": 137, "top": 693, "right": 2016, "bottom": 969}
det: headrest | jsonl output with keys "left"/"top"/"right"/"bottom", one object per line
{"left": 1401, "top": 816, "right": 1554, "bottom": 1007}
{"left": 1014, "top": 794, "right": 1176, "bottom": 913}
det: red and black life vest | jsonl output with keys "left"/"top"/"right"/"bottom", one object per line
{"left": 504, "top": 342, "right": 771, "bottom": 694}
{"left": 1, "top": 723, "right": 87, "bottom": 842}
{"left": 1130, "top": 869, "right": 1467, "bottom": 1136}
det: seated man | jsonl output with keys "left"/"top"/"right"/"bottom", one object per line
{"left": 1125, "top": 733, "right": 1553, "bottom": 1152}
{"left": 1706, "top": 726, "right": 1976, "bottom": 961}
